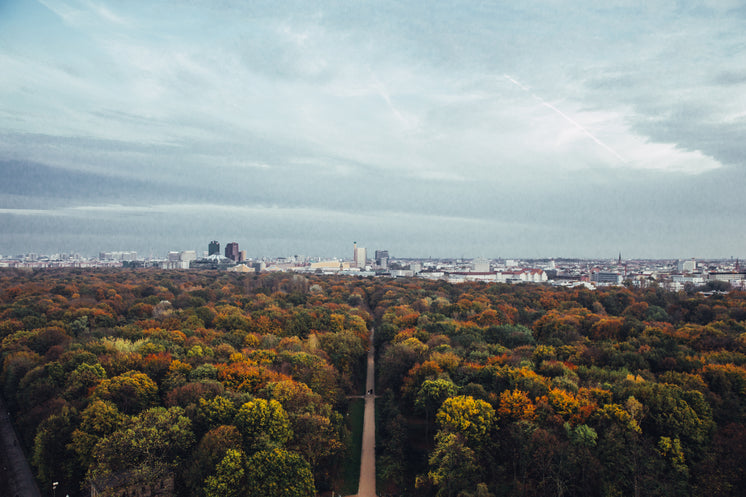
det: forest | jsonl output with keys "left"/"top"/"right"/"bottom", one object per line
{"left": 1, "top": 268, "right": 745, "bottom": 497}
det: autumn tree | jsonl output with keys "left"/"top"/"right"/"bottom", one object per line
{"left": 89, "top": 406, "right": 194, "bottom": 483}
{"left": 234, "top": 398, "right": 292, "bottom": 451}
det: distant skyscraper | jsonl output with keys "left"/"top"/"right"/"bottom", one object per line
{"left": 353, "top": 241, "right": 367, "bottom": 268}
{"left": 208, "top": 240, "right": 220, "bottom": 256}
{"left": 375, "top": 250, "right": 389, "bottom": 268}
{"left": 374, "top": 250, "right": 389, "bottom": 261}
{"left": 225, "top": 242, "right": 239, "bottom": 261}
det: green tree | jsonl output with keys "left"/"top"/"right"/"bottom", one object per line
{"left": 436, "top": 395, "right": 496, "bottom": 447}
{"left": 63, "top": 362, "right": 107, "bottom": 401}
{"left": 204, "top": 448, "right": 246, "bottom": 497}
{"left": 289, "top": 412, "right": 344, "bottom": 476}
{"left": 89, "top": 406, "right": 194, "bottom": 482}
{"left": 197, "top": 395, "right": 237, "bottom": 431}
{"left": 188, "top": 425, "right": 243, "bottom": 497}
{"left": 70, "top": 399, "right": 126, "bottom": 468}
{"left": 319, "top": 329, "right": 366, "bottom": 383}
{"left": 427, "top": 432, "right": 480, "bottom": 497}
{"left": 93, "top": 370, "right": 158, "bottom": 414}
{"left": 32, "top": 404, "right": 80, "bottom": 497}
{"left": 415, "top": 378, "right": 458, "bottom": 434}
{"left": 245, "top": 448, "right": 314, "bottom": 497}
{"left": 234, "top": 398, "right": 291, "bottom": 451}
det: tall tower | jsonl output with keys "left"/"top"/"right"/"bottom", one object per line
{"left": 208, "top": 240, "right": 220, "bottom": 256}
{"left": 225, "top": 242, "right": 239, "bottom": 261}
{"left": 353, "top": 241, "right": 366, "bottom": 268}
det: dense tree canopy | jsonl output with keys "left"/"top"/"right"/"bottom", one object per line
{"left": 1, "top": 268, "right": 746, "bottom": 496}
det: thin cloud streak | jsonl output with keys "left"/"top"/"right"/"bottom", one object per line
{"left": 504, "top": 74, "right": 628, "bottom": 164}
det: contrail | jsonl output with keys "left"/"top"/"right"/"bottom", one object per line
{"left": 504, "top": 74, "right": 627, "bottom": 163}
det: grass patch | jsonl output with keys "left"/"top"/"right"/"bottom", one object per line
{"left": 341, "top": 398, "right": 365, "bottom": 495}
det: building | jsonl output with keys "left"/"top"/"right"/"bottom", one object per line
{"left": 179, "top": 250, "right": 196, "bottom": 262}
{"left": 375, "top": 250, "right": 389, "bottom": 268}
{"left": 225, "top": 242, "right": 239, "bottom": 261}
{"left": 353, "top": 242, "right": 367, "bottom": 268}
{"left": 227, "top": 263, "right": 254, "bottom": 273}
{"left": 472, "top": 258, "right": 490, "bottom": 273}
{"left": 678, "top": 259, "right": 697, "bottom": 272}
{"left": 591, "top": 272, "right": 623, "bottom": 285}
{"left": 99, "top": 251, "right": 137, "bottom": 261}
{"left": 708, "top": 272, "right": 745, "bottom": 284}
{"left": 447, "top": 271, "right": 497, "bottom": 283}
{"left": 310, "top": 260, "right": 351, "bottom": 271}
{"left": 190, "top": 254, "right": 235, "bottom": 270}
{"left": 208, "top": 241, "right": 220, "bottom": 256}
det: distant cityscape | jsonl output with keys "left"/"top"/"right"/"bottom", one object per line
{"left": 1, "top": 240, "right": 744, "bottom": 292}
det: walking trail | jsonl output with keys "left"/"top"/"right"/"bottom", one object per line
{"left": 0, "top": 395, "right": 42, "bottom": 497}
{"left": 352, "top": 328, "right": 376, "bottom": 497}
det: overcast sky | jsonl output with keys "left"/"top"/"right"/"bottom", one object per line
{"left": 1, "top": 1, "right": 745, "bottom": 259}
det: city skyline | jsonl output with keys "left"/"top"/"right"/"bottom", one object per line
{"left": 1, "top": 2, "right": 745, "bottom": 259}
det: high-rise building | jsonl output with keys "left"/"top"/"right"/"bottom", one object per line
{"left": 375, "top": 250, "right": 389, "bottom": 268}
{"left": 208, "top": 240, "right": 220, "bottom": 256}
{"left": 353, "top": 242, "right": 367, "bottom": 268}
{"left": 225, "top": 242, "right": 240, "bottom": 261}
{"left": 678, "top": 259, "right": 697, "bottom": 273}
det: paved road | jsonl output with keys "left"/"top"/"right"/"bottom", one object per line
{"left": 0, "top": 396, "right": 42, "bottom": 497}
{"left": 352, "top": 329, "right": 376, "bottom": 497}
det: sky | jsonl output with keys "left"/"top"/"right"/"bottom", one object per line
{"left": 1, "top": 1, "right": 745, "bottom": 260}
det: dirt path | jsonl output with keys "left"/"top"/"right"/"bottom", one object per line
{"left": 0, "top": 396, "right": 42, "bottom": 497}
{"left": 352, "top": 328, "right": 376, "bottom": 497}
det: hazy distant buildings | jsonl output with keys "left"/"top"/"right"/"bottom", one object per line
{"left": 162, "top": 250, "right": 197, "bottom": 269}
{"left": 225, "top": 242, "right": 240, "bottom": 261}
{"left": 99, "top": 251, "right": 137, "bottom": 261}
{"left": 208, "top": 241, "right": 220, "bottom": 256}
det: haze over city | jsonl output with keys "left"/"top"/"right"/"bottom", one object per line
{"left": 1, "top": 1, "right": 745, "bottom": 259}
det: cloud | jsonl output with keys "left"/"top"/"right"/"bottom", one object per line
{"left": 0, "top": 1, "right": 744, "bottom": 258}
